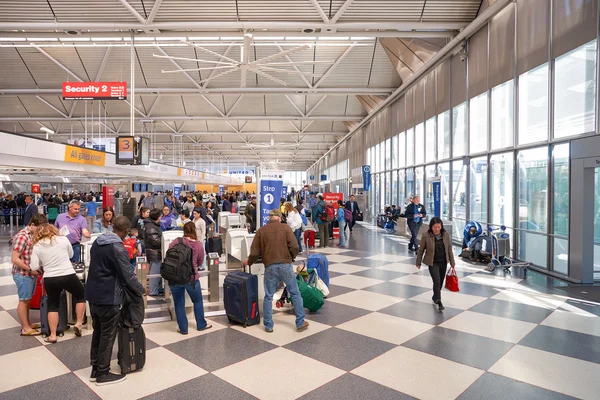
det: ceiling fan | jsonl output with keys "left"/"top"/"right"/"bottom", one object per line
{"left": 154, "top": 33, "right": 334, "bottom": 87}
{"left": 246, "top": 137, "right": 298, "bottom": 149}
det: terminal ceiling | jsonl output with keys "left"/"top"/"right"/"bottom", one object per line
{"left": 0, "top": 0, "right": 486, "bottom": 171}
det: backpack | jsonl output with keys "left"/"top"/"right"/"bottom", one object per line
{"left": 161, "top": 238, "right": 195, "bottom": 284}
{"left": 123, "top": 238, "right": 138, "bottom": 259}
{"left": 326, "top": 205, "right": 335, "bottom": 222}
{"left": 344, "top": 209, "right": 353, "bottom": 223}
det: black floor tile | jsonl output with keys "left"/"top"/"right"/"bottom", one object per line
{"left": 469, "top": 299, "right": 554, "bottom": 324}
{"left": 343, "top": 258, "right": 395, "bottom": 268}
{"left": 324, "top": 284, "right": 356, "bottom": 299}
{"left": 165, "top": 328, "right": 277, "bottom": 372}
{"left": 454, "top": 281, "right": 504, "bottom": 298}
{"left": 379, "top": 300, "right": 464, "bottom": 325}
{"left": 0, "top": 326, "right": 43, "bottom": 357}
{"left": 299, "top": 373, "right": 416, "bottom": 400}
{"left": 0, "top": 284, "right": 17, "bottom": 297}
{"left": 302, "top": 301, "right": 371, "bottom": 326}
{"left": 284, "top": 328, "right": 395, "bottom": 371}
{"left": 519, "top": 325, "right": 600, "bottom": 364}
{"left": 457, "top": 372, "right": 578, "bottom": 400}
{"left": 363, "top": 282, "right": 430, "bottom": 299}
{"left": 560, "top": 299, "right": 600, "bottom": 317}
{"left": 139, "top": 373, "right": 258, "bottom": 400}
{"left": 0, "top": 373, "right": 100, "bottom": 400}
{"left": 402, "top": 327, "right": 514, "bottom": 370}
{"left": 351, "top": 268, "right": 408, "bottom": 281}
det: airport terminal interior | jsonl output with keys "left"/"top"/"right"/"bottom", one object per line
{"left": 1, "top": 0, "right": 600, "bottom": 399}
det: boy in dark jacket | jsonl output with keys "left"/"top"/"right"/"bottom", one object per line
{"left": 86, "top": 216, "right": 147, "bottom": 386}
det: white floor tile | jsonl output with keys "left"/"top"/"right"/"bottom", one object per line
{"left": 328, "top": 290, "right": 403, "bottom": 311}
{"left": 328, "top": 275, "right": 384, "bottom": 290}
{"left": 0, "top": 275, "right": 14, "bottom": 287}
{"left": 337, "top": 312, "right": 433, "bottom": 345}
{"left": 411, "top": 290, "right": 487, "bottom": 310}
{"left": 461, "top": 274, "right": 522, "bottom": 289}
{"left": 541, "top": 309, "right": 600, "bottom": 337}
{"left": 490, "top": 345, "right": 600, "bottom": 400}
{"left": 377, "top": 262, "right": 421, "bottom": 274}
{"left": 213, "top": 347, "right": 345, "bottom": 400}
{"left": 365, "top": 254, "right": 405, "bottom": 262}
{"left": 327, "top": 263, "right": 370, "bottom": 274}
{"left": 440, "top": 310, "right": 537, "bottom": 343}
{"left": 0, "top": 294, "right": 18, "bottom": 310}
{"left": 0, "top": 347, "right": 70, "bottom": 393}
{"left": 311, "top": 247, "right": 351, "bottom": 255}
{"left": 390, "top": 274, "right": 434, "bottom": 289}
{"left": 0, "top": 310, "right": 20, "bottom": 331}
{"left": 491, "top": 290, "right": 565, "bottom": 310}
{"left": 231, "top": 312, "right": 331, "bottom": 346}
{"left": 142, "top": 317, "right": 227, "bottom": 346}
{"left": 0, "top": 262, "right": 12, "bottom": 270}
{"left": 74, "top": 347, "right": 207, "bottom": 400}
{"left": 35, "top": 323, "right": 94, "bottom": 345}
{"left": 325, "top": 255, "right": 360, "bottom": 263}
{"left": 352, "top": 346, "right": 484, "bottom": 400}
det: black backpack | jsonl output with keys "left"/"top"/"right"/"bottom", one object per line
{"left": 160, "top": 238, "right": 195, "bottom": 284}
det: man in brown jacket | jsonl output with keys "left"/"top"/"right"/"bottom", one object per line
{"left": 243, "top": 209, "right": 308, "bottom": 333}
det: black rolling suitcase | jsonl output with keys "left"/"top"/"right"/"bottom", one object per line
{"left": 223, "top": 271, "right": 260, "bottom": 327}
{"left": 118, "top": 326, "right": 146, "bottom": 374}
{"left": 40, "top": 289, "right": 69, "bottom": 337}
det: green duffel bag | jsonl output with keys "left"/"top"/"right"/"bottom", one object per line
{"left": 295, "top": 275, "right": 324, "bottom": 312}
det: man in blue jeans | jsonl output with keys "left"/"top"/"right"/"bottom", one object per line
{"left": 244, "top": 209, "right": 309, "bottom": 333}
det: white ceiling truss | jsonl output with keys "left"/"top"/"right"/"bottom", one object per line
{"left": 0, "top": 0, "right": 485, "bottom": 170}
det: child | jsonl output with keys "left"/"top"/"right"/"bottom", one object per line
{"left": 123, "top": 228, "right": 142, "bottom": 271}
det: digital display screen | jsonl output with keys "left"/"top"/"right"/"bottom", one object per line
{"left": 116, "top": 136, "right": 135, "bottom": 165}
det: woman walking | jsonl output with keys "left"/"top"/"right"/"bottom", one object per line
{"left": 415, "top": 217, "right": 455, "bottom": 312}
{"left": 30, "top": 224, "right": 86, "bottom": 343}
{"left": 168, "top": 222, "right": 212, "bottom": 334}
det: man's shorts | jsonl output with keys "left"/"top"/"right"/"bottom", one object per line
{"left": 13, "top": 273, "right": 36, "bottom": 301}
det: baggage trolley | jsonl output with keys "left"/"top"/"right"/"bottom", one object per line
{"left": 486, "top": 225, "right": 530, "bottom": 275}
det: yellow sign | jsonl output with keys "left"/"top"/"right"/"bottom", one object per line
{"left": 177, "top": 168, "right": 182, "bottom": 176}
{"left": 64, "top": 145, "right": 106, "bottom": 166}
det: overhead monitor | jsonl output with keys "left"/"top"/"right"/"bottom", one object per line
{"left": 116, "top": 136, "right": 150, "bottom": 165}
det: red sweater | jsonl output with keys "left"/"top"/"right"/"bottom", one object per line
{"left": 168, "top": 236, "right": 205, "bottom": 280}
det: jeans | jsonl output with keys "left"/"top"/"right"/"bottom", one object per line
{"left": 408, "top": 221, "right": 421, "bottom": 250}
{"left": 294, "top": 228, "right": 303, "bottom": 253}
{"left": 338, "top": 220, "right": 347, "bottom": 246}
{"left": 149, "top": 260, "right": 163, "bottom": 295}
{"left": 169, "top": 280, "right": 208, "bottom": 333}
{"left": 429, "top": 264, "right": 448, "bottom": 302}
{"left": 317, "top": 223, "right": 329, "bottom": 248}
{"left": 90, "top": 304, "right": 121, "bottom": 375}
{"left": 263, "top": 263, "right": 305, "bottom": 330}
{"left": 70, "top": 243, "right": 81, "bottom": 263}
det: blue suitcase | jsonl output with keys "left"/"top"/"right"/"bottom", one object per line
{"left": 307, "top": 254, "right": 330, "bottom": 287}
{"left": 223, "top": 271, "right": 260, "bottom": 327}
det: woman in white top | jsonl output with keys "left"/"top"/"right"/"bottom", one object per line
{"left": 192, "top": 207, "right": 206, "bottom": 243}
{"left": 285, "top": 202, "right": 303, "bottom": 253}
{"left": 30, "top": 223, "right": 86, "bottom": 343}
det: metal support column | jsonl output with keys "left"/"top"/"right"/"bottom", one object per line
{"left": 130, "top": 31, "right": 135, "bottom": 137}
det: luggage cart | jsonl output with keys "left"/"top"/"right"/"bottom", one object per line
{"left": 486, "top": 225, "right": 530, "bottom": 275}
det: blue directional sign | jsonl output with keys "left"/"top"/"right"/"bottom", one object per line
{"left": 260, "top": 179, "right": 283, "bottom": 227}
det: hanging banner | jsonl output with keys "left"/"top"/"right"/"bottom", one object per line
{"left": 362, "top": 165, "right": 371, "bottom": 191}
{"left": 62, "top": 81, "right": 127, "bottom": 100}
{"left": 432, "top": 180, "right": 441, "bottom": 218}
{"left": 260, "top": 178, "right": 283, "bottom": 227}
{"left": 173, "top": 185, "right": 182, "bottom": 200}
{"left": 64, "top": 145, "right": 106, "bottom": 166}
{"left": 282, "top": 186, "right": 288, "bottom": 199}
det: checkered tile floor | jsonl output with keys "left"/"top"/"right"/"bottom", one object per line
{"left": 1, "top": 224, "right": 599, "bottom": 399}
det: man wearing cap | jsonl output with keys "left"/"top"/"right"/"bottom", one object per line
{"left": 243, "top": 209, "right": 308, "bottom": 333}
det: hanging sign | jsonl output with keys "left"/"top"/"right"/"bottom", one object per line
{"left": 260, "top": 179, "right": 283, "bottom": 227}
{"left": 362, "top": 165, "right": 371, "bottom": 191}
{"left": 62, "top": 82, "right": 127, "bottom": 100}
{"left": 282, "top": 186, "right": 288, "bottom": 199}
{"left": 432, "top": 180, "right": 441, "bottom": 218}
{"left": 31, "top": 184, "right": 41, "bottom": 194}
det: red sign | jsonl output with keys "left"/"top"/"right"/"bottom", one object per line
{"left": 323, "top": 192, "right": 344, "bottom": 209}
{"left": 102, "top": 186, "right": 115, "bottom": 209}
{"left": 62, "top": 82, "right": 127, "bottom": 100}
{"left": 31, "top": 184, "right": 40, "bottom": 194}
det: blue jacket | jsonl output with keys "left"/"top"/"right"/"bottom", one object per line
{"left": 337, "top": 207, "right": 345, "bottom": 223}
{"left": 86, "top": 232, "right": 145, "bottom": 306}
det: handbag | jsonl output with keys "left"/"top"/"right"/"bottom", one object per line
{"left": 309, "top": 269, "right": 330, "bottom": 298}
{"left": 445, "top": 267, "right": 460, "bottom": 292}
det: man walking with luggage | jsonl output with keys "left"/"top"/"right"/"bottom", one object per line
{"left": 243, "top": 209, "right": 308, "bottom": 333}
{"left": 344, "top": 195, "right": 361, "bottom": 234}
{"left": 405, "top": 195, "right": 426, "bottom": 252}
{"left": 86, "top": 216, "right": 147, "bottom": 386}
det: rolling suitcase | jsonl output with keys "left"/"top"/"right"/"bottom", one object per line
{"left": 307, "top": 254, "right": 330, "bottom": 287}
{"left": 30, "top": 274, "right": 43, "bottom": 310}
{"left": 223, "top": 271, "right": 260, "bottom": 327}
{"left": 40, "top": 289, "right": 69, "bottom": 337}
{"left": 304, "top": 230, "right": 315, "bottom": 248}
{"left": 118, "top": 326, "right": 146, "bottom": 374}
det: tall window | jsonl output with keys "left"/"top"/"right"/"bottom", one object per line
{"left": 469, "top": 93, "right": 488, "bottom": 154}
{"left": 438, "top": 111, "right": 450, "bottom": 160}
{"left": 407, "top": 129, "right": 414, "bottom": 166}
{"left": 378, "top": 142, "right": 384, "bottom": 173}
{"left": 517, "top": 147, "right": 548, "bottom": 267}
{"left": 452, "top": 103, "right": 467, "bottom": 157}
{"left": 415, "top": 123, "right": 425, "bottom": 165}
{"left": 490, "top": 152, "right": 514, "bottom": 229}
{"left": 415, "top": 167, "right": 424, "bottom": 201}
{"left": 425, "top": 117, "right": 436, "bottom": 163}
{"left": 553, "top": 144, "right": 569, "bottom": 275}
{"left": 385, "top": 171, "right": 392, "bottom": 206}
{"left": 469, "top": 156, "right": 488, "bottom": 223}
{"left": 391, "top": 135, "right": 398, "bottom": 169}
{"left": 398, "top": 132, "right": 406, "bottom": 167}
{"left": 398, "top": 169, "right": 405, "bottom": 207}
{"left": 392, "top": 171, "right": 398, "bottom": 206}
{"left": 406, "top": 168, "right": 415, "bottom": 198}
{"left": 437, "top": 162, "right": 450, "bottom": 219}
{"left": 452, "top": 160, "right": 467, "bottom": 241}
{"left": 491, "top": 80, "right": 514, "bottom": 149}
{"left": 518, "top": 63, "right": 549, "bottom": 145}
{"left": 554, "top": 40, "right": 597, "bottom": 139}
{"left": 385, "top": 139, "right": 391, "bottom": 171}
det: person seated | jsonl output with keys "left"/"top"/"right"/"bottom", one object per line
{"left": 384, "top": 204, "right": 392, "bottom": 215}
{"left": 390, "top": 205, "right": 401, "bottom": 219}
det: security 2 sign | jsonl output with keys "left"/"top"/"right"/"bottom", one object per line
{"left": 62, "top": 82, "right": 127, "bottom": 100}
